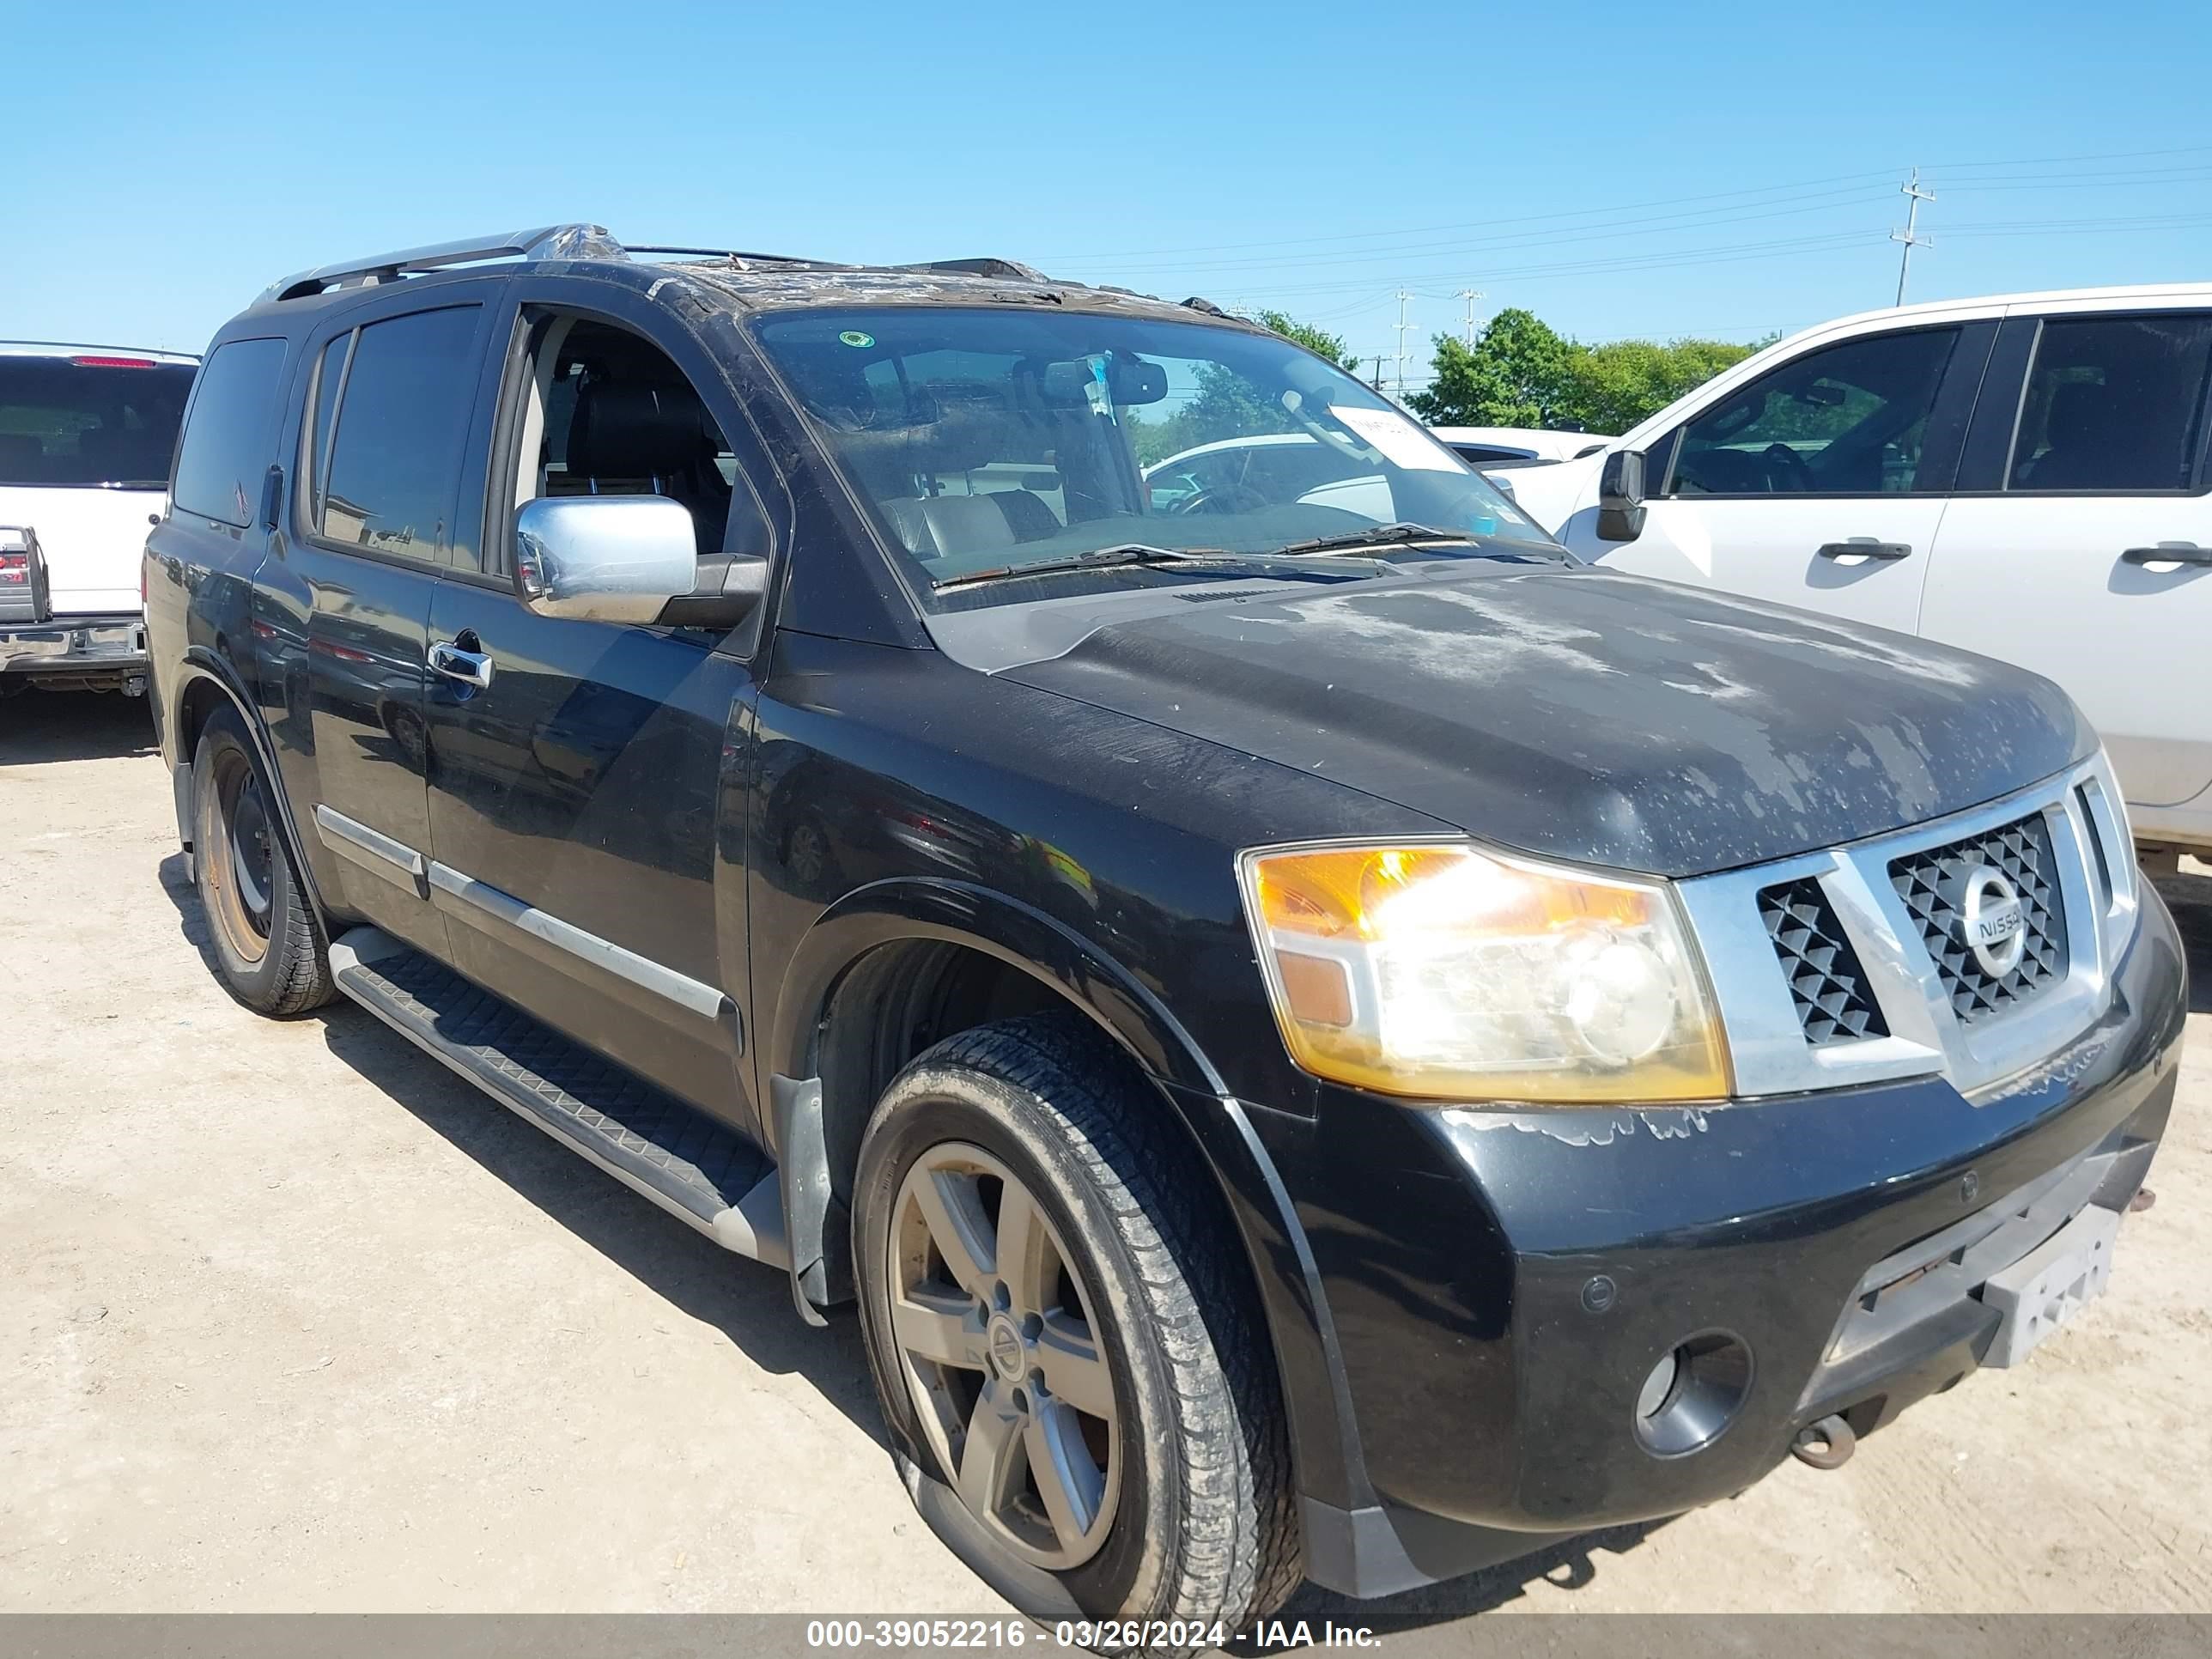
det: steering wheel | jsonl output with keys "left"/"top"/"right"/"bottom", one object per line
{"left": 1168, "top": 480, "right": 1273, "bottom": 517}
{"left": 1761, "top": 442, "right": 1814, "bottom": 493}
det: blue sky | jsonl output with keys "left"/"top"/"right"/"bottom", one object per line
{"left": 9, "top": 0, "right": 2211, "bottom": 382}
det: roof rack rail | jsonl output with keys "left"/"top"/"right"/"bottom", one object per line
{"left": 260, "top": 224, "right": 622, "bottom": 303}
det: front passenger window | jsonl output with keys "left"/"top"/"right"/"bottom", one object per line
{"left": 1672, "top": 328, "right": 1958, "bottom": 497}
{"left": 513, "top": 315, "right": 769, "bottom": 573}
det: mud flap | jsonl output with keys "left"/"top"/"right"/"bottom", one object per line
{"left": 771, "top": 1071, "right": 834, "bottom": 1328}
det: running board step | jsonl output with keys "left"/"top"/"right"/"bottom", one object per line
{"left": 328, "top": 927, "right": 787, "bottom": 1267}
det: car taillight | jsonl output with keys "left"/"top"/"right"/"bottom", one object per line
{"left": 70, "top": 355, "right": 160, "bottom": 369}
{"left": 0, "top": 550, "right": 27, "bottom": 586}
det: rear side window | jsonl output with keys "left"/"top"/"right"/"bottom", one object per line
{"left": 316, "top": 306, "right": 482, "bottom": 558}
{"left": 171, "top": 338, "right": 284, "bottom": 525}
{"left": 2, "top": 354, "right": 197, "bottom": 489}
{"left": 2008, "top": 314, "right": 2212, "bottom": 492}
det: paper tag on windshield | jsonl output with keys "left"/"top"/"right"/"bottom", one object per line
{"left": 1328, "top": 405, "right": 1460, "bottom": 471}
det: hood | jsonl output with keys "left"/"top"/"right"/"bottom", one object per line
{"left": 992, "top": 565, "right": 2092, "bottom": 878}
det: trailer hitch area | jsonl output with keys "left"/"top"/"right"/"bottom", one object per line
{"left": 1790, "top": 1413, "right": 1856, "bottom": 1471}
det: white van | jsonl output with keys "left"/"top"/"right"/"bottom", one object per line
{"left": 1506, "top": 285, "right": 2212, "bottom": 863}
{"left": 2, "top": 342, "right": 198, "bottom": 696}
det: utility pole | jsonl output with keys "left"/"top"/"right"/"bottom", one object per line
{"left": 1457, "top": 289, "right": 1484, "bottom": 345}
{"left": 1394, "top": 289, "right": 1413, "bottom": 399}
{"left": 1370, "top": 354, "right": 1385, "bottom": 391}
{"left": 1891, "top": 168, "right": 1935, "bottom": 307}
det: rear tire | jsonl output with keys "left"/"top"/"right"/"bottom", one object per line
{"left": 191, "top": 708, "right": 334, "bottom": 1016}
{"left": 854, "top": 1013, "right": 1299, "bottom": 1651}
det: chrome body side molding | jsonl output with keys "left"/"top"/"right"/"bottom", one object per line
{"left": 313, "top": 805, "right": 429, "bottom": 898}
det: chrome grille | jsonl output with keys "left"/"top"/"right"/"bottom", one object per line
{"left": 1759, "top": 878, "right": 1887, "bottom": 1046}
{"left": 1674, "top": 757, "right": 2130, "bottom": 1102}
{"left": 1888, "top": 812, "right": 2068, "bottom": 1024}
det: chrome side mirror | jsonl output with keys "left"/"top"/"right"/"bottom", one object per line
{"left": 514, "top": 495, "right": 697, "bottom": 623}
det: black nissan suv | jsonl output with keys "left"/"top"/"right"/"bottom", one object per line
{"left": 145, "top": 225, "right": 2185, "bottom": 1642}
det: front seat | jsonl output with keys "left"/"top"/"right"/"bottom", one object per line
{"left": 566, "top": 382, "right": 733, "bottom": 555}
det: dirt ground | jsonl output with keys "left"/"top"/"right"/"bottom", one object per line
{"left": 3, "top": 689, "right": 2209, "bottom": 1626}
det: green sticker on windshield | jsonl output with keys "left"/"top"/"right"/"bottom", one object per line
{"left": 838, "top": 330, "right": 875, "bottom": 349}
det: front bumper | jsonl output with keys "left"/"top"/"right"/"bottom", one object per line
{"left": 1, "top": 613, "right": 149, "bottom": 689}
{"left": 1254, "top": 882, "right": 2187, "bottom": 1598}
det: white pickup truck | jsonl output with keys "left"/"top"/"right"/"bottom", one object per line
{"left": 2, "top": 341, "right": 198, "bottom": 697}
{"left": 1498, "top": 284, "right": 2212, "bottom": 864}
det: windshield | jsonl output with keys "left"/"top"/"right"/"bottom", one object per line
{"left": 0, "top": 356, "right": 196, "bottom": 489}
{"left": 752, "top": 308, "right": 1559, "bottom": 600}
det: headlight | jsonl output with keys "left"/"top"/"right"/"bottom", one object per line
{"left": 1237, "top": 842, "right": 1730, "bottom": 1105}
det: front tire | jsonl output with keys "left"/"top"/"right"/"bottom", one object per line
{"left": 191, "top": 708, "right": 334, "bottom": 1016}
{"left": 854, "top": 1014, "right": 1298, "bottom": 1647}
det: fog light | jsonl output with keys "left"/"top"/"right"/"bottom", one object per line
{"left": 1633, "top": 1332, "right": 1753, "bottom": 1457}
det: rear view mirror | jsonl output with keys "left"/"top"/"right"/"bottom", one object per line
{"left": 514, "top": 496, "right": 697, "bottom": 623}
{"left": 1036, "top": 358, "right": 1170, "bottom": 408}
{"left": 1596, "top": 449, "right": 1647, "bottom": 543}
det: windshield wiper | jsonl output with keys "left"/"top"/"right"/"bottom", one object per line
{"left": 933, "top": 544, "right": 1233, "bottom": 590}
{"left": 1265, "top": 522, "right": 1473, "bottom": 556}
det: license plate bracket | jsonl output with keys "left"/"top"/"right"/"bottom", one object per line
{"left": 1980, "top": 1205, "right": 2118, "bottom": 1368}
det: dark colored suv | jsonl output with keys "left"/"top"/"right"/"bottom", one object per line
{"left": 145, "top": 225, "right": 2184, "bottom": 1642}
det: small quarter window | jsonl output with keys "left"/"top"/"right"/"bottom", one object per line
{"left": 2007, "top": 314, "right": 2212, "bottom": 492}
{"left": 171, "top": 338, "right": 286, "bottom": 526}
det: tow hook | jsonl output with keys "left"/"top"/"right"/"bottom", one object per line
{"left": 1790, "top": 1413, "right": 1856, "bottom": 1470}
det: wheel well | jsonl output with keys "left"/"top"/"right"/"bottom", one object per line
{"left": 176, "top": 675, "right": 233, "bottom": 774}
{"left": 808, "top": 938, "right": 1192, "bottom": 1298}
{"left": 814, "top": 941, "right": 1061, "bottom": 1207}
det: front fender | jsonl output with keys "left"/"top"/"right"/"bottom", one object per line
{"left": 769, "top": 877, "right": 1223, "bottom": 1094}
{"left": 770, "top": 877, "right": 1376, "bottom": 1517}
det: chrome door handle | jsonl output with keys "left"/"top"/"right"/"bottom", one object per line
{"left": 2121, "top": 542, "right": 2212, "bottom": 567}
{"left": 428, "top": 639, "right": 494, "bottom": 688}
{"left": 1815, "top": 538, "right": 1912, "bottom": 562}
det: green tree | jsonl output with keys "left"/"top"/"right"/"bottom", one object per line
{"left": 1410, "top": 307, "right": 1762, "bottom": 434}
{"left": 1407, "top": 308, "right": 1575, "bottom": 426}
{"left": 1553, "top": 337, "right": 1759, "bottom": 433}
{"left": 1129, "top": 307, "right": 1361, "bottom": 462}
{"left": 1253, "top": 308, "right": 1359, "bottom": 373}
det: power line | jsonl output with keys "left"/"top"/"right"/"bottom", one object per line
{"left": 1103, "top": 186, "right": 1898, "bottom": 279}
{"left": 1219, "top": 206, "right": 2212, "bottom": 307}
{"left": 1041, "top": 143, "right": 2212, "bottom": 267}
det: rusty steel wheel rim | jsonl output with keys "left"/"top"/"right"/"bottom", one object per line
{"left": 888, "top": 1141, "right": 1121, "bottom": 1570}
{"left": 203, "top": 750, "right": 274, "bottom": 966}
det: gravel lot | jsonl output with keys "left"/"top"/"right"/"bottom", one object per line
{"left": 3, "top": 689, "right": 2209, "bottom": 1626}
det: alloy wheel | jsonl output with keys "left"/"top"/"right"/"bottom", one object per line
{"left": 888, "top": 1142, "right": 1120, "bottom": 1569}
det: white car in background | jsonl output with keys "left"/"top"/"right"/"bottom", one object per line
{"left": 1501, "top": 284, "right": 2212, "bottom": 865}
{"left": 1142, "top": 431, "right": 1396, "bottom": 518}
{"left": 1430, "top": 424, "right": 1611, "bottom": 471}
{"left": 2, "top": 341, "right": 198, "bottom": 697}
